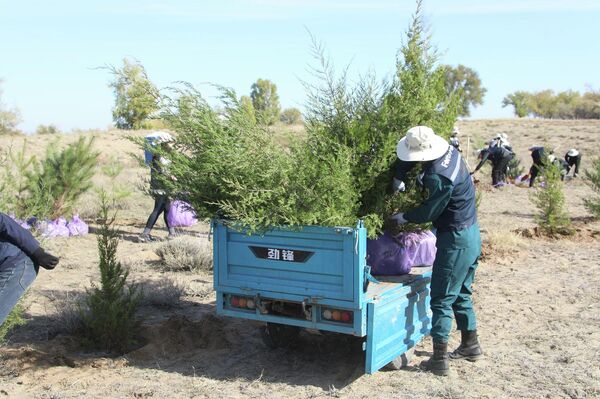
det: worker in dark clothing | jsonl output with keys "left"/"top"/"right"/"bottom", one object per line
{"left": 564, "top": 149, "right": 582, "bottom": 178}
{"left": 391, "top": 126, "right": 482, "bottom": 376}
{"left": 139, "top": 132, "right": 177, "bottom": 242}
{"left": 0, "top": 212, "right": 59, "bottom": 325}
{"left": 471, "top": 146, "right": 515, "bottom": 186}
{"left": 449, "top": 126, "right": 461, "bottom": 152}
{"left": 528, "top": 146, "right": 547, "bottom": 187}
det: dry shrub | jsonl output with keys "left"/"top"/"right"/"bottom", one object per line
{"left": 138, "top": 278, "right": 187, "bottom": 308}
{"left": 155, "top": 237, "right": 212, "bottom": 272}
{"left": 481, "top": 229, "right": 528, "bottom": 261}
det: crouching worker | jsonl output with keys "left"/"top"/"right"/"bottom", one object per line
{"left": 390, "top": 126, "right": 482, "bottom": 376}
{"left": 0, "top": 212, "right": 59, "bottom": 325}
{"left": 528, "top": 146, "right": 546, "bottom": 187}
{"left": 471, "top": 145, "right": 514, "bottom": 186}
{"left": 564, "top": 149, "right": 582, "bottom": 178}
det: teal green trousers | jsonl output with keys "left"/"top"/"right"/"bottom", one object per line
{"left": 430, "top": 223, "right": 481, "bottom": 343}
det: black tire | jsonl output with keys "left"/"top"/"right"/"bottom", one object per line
{"left": 384, "top": 347, "right": 415, "bottom": 370}
{"left": 261, "top": 322, "right": 301, "bottom": 349}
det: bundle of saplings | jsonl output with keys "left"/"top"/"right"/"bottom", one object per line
{"left": 153, "top": 2, "right": 460, "bottom": 238}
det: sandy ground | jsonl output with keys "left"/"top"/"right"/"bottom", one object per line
{"left": 0, "top": 120, "right": 599, "bottom": 398}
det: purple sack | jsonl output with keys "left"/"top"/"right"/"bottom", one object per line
{"left": 166, "top": 200, "right": 197, "bottom": 227}
{"left": 67, "top": 215, "right": 89, "bottom": 236}
{"left": 367, "top": 230, "right": 437, "bottom": 276}
{"left": 40, "top": 217, "right": 70, "bottom": 238}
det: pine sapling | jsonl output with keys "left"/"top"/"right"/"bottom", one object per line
{"left": 530, "top": 161, "right": 573, "bottom": 236}
{"left": 583, "top": 157, "right": 600, "bottom": 218}
{"left": 80, "top": 190, "right": 141, "bottom": 353}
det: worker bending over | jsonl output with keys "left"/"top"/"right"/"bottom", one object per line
{"left": 564, "top": 148, "right": 582, "bottom": 178}
{"left": 472, "top": 145, "right": 515, "bottom": 186}
{"left": 390, "top": 126, "right": 482, "bottom": 376}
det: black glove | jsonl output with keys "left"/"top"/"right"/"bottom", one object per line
{"left": 31, "top": 248, "right": 59, "bottom": 270}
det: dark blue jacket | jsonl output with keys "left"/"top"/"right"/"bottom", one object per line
{"left": 0, "top": 213, "right": 40, "bottom": 265}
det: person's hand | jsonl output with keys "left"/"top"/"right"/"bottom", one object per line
{"left": 392, "top": 178, "right": 406, "bottom": 193}
{"left": 470, "top": 171, "right": 475, "bottom": 175}
{"left": 31, "top": 248, "right": 59, "bottom": 270}
{"left": 389, "top": 213, "right": 408, "bottom": 225}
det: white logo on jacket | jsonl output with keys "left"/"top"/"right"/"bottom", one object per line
{"left": 441, "top": 146, "right": 454, "bottom": 168}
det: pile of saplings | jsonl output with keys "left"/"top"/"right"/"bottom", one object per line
{"left": 158, "top": 3, "right": 460, "bottom": 238}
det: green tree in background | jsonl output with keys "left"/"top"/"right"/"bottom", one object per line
{"left": 502, "top": 91, "right": 531, "bottom": 117}
{"left": 0, "top": 79, "right": 22, "bottom": 135}
{"left": 250, "top": 79, "right": 281, "bottom": 125}
{"left": 441, "top": 64, "right": 486, "bottom": 117}
{"left": 280, "top": 107, "right": 303, "bottom": 124}
{"left": 108, "top": 58, "right": 159, "bottom": 130}
{"left": 240, "top": 95, "right": 256, "bottom": 123}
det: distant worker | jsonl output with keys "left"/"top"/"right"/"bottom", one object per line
{"left": 449, "top": 126, "right": 462, "bottom": 152}
{"left": 489, "top": 133, "right": 512, "bottom": 151}
{"left": 564, "top": 149, "right": 582, "bottom": 178}
{"left": 471, "top": 145, "right": 515, "bottom": 186}
{"left": 548, "top": 154, "right": 570, "bottom": 180}
{"left": 139, "top": 132, "right": 177, "bottom": 242}
{"left": 1, "top": 212, "right": 59, "bottom": 325}
{"left": 391, "top": 126, "right": 482, "bottom": 376}
{"left": 528, "top": 146, "right": 547, "bottom": 187}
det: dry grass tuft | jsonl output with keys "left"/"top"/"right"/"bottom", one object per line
{"left": 481, "top": 229, "right": 529, "bottom": 261}
{"left": 138, "top": 278, "right": 187, "bottom": 308}
{"left": 155, "top": 237, "right": 213, "bottom": 272}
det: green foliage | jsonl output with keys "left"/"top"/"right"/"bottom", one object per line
{"left": 80, "top": 191, "right": 141, "bottom": 353}
{"left": 441, "top": 64, "right": 486, "bottom": 117}
{"left": 506, "top": 157, "right": 524, "bottom": 180}
{"left": 502, "top": 89, "right": 600, "bottom": 119}
{"left": 36, "top": 124, "right": 60, "bottom": 135}
{"left": 250, "top": 78, "right": 281, "bottom": 125}
{"left": 502, "top": 91, "right": 531, "bottom": 118}
{"left": 239, "top": 95, "right": 256, "bottom": 123}
{"left": 25, "top": 137, "right": 99, "bottom": 219}
{"left": 0, "top": 301, "right": 26, "bottom": 344}
{"left": 108, "top": 58, "right": 159, "bottom": 130}
{"left": 144, "top": 1, "right": 459, "bottom": 238}
{"left": 100, "top": 157, "right": 132, "bottom": 207}
{"left": 583, "top": 157, "right": 600, "bottom": 218}
{"left": 0, "top": 79, "right": 22, "bottom": 135}
{"left": 280, "top": 107, "right": 303, "bottom": 124}
{"left": 530, "top": 161, "right": 572, "bottom": 236}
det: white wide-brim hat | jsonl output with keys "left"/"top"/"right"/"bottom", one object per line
{"left": 148, "top": 131, "right": 173, "bottom": 145}
{"left": 567, "top": 148, "right": 579, "bottom": 157}
{"left": 396, "top": 126, "right": 450, "bottom": 162}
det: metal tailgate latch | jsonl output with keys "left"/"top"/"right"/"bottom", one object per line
{"left": 363, "top": 265, "right": 379, "bottom": 292}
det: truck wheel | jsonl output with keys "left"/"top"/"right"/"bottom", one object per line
{"left": 261, "top": 323, "right": 300, "bottom": 349}
{"left": 384, "top": 348, "right": 415, "bottom": 370}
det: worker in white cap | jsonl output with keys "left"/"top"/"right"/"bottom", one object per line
{"left": 489, "top": 133, "right": 512, "bottom": 151}
{"left": 449, "top": 126, "right": 462, "bottom": 152}
{"left": 391, "top": 126, "right": 482, "bottom": 376}
{"left": 564, "top": 148, "right": 581, "bottom": 177}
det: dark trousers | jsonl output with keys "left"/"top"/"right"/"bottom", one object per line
{"left": 567, "top": 155, "right": 581, "bottom": 176}
{"left": 0, "top": 244, "right": 38, "bottom": 325}
{"left": 492, "top": 155, "right": 513, "bottom": 186}
{"left": 529, "top": 162, "right": 543, "bottom": 187}
{"left": 144, "top": 195, "right": 171, "bottom": 230}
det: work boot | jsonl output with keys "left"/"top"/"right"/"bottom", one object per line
{"left": 426, "top": 341, "right": 449, "bottom": 376}
{"left": 449, "top": 330, "right": 483, "bottom": 361}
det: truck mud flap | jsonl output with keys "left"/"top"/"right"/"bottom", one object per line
{"left": 364, "top": 284, "right": 431, "bottom": 374}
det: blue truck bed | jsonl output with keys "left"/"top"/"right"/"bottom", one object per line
{"left": 212, "top": 220, "right": 432, "bottom": 374}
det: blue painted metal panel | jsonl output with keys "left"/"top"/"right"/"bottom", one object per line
{"left": 214, "top": 220, "right": 363, "bottom": 304}
{"left": 364, "top": 271, "right": 432, "bottom": 374}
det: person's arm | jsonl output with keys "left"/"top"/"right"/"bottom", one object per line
{"left": 404, "top": 174, "right": 453, "bottom": 224}
{"left": 394, "top": 159, "right": 416, "bottom": 181}
{"left": 472, "top": 151, "right": 489, "bottom": 173}
{"left": 0, "top": 213, "right": 40, "bottom": 256}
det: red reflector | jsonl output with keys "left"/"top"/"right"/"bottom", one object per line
{"left": 231, "top": 296, "right": 239, "bottom": 307}
{"left": 341, "top": 312, "right": 352, "bottom": 322}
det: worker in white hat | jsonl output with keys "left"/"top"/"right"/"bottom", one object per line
{"left": 391, "top": 126, "right": 482, "bottom": 376}
{"left": 564, "top": 148, "right": 581, "bottom": 177}
{"left": 489, "top": 133, "right": 512, "bottom": 152}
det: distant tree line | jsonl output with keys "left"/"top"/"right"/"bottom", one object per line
{"left": 502, "top": 89, "right": 600, "bottom": 119}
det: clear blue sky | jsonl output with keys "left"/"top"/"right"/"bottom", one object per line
{"left": 1, "top": 0, "right": 600, "bottom": 133}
